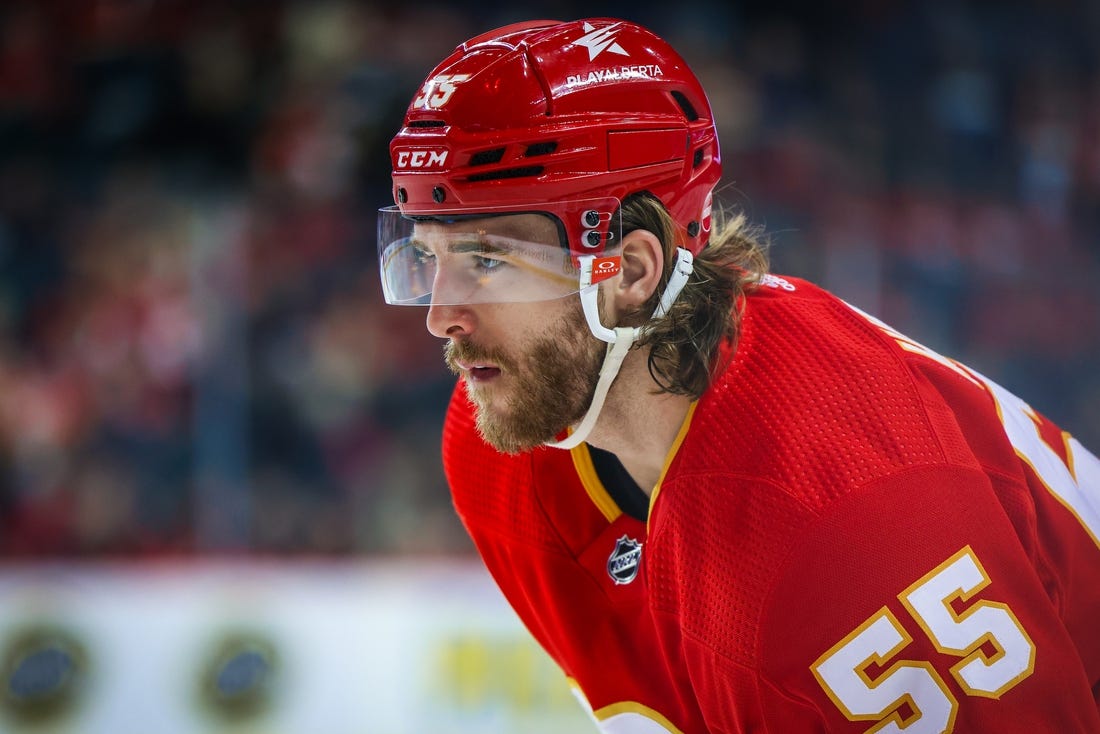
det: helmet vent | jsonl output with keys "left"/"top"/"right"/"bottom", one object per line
{"left": 693, "top": 148, "right": 705, "bottom": 168}
{"left": 670, "top": 91, "right": 700, "bottom": 121}
{"left": 524, "top": 141, "right": 558, "bottom": 157}
{"left": 469, "top": 148, "right": 506, "bottom": 166}
{"left": 408, "top": 120, "right": 446, "bottom": 128}
{"left": 467, "top": 166, "right": 544, "bottom": 182}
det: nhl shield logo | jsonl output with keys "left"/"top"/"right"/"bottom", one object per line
{"left": 607, "top": 535, "right": 643, "bottom": 585}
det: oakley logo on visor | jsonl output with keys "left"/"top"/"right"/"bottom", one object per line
{"left": 572, "top": 22, "right": 629, "bottom": 61}
{"left": 395, "top": 148, "right": 449, "bottom": 169}
{"left": 591, "top": 256, "right": 621, "bottom": 284}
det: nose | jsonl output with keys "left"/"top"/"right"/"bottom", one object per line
{"left": 426, "top": 301, "right": 475, "bottom": 338}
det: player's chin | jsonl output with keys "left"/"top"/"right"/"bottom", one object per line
{"left": 474, "top": 412, "right": 559, "bottom": 455}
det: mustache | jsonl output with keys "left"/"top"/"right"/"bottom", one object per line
{"left": 444, "top": 339, "right": 517, "bottom": 374}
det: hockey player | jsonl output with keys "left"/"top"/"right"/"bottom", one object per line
{"left": 378, "top": 17, "right": 1100, "bottom": 733}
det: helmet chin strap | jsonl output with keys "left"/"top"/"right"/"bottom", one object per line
{"left": 544, "top": 248, "right": 694, "bottom": 450}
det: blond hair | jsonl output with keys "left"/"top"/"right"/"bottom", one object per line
{"left": 620, "top": 192, "right": 770, "bottom": 398}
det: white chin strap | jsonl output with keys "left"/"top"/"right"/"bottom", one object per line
{"left": 544, "top": 248, "right": 694, "bottom": 450}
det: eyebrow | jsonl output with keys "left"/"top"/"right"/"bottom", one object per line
{"left": 409, "top": 236, "right": 511, "bottom": 255}
{"left": 451, "top": 238, "right": 508, "bottom": 254}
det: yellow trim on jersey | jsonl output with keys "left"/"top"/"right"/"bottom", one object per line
{"left": 1062, "top": 430, "right": 1078, "bottom": 481}
{"left": 571, "top": 444, "right": 622, "bottom": 523}
{"left": 594, "top": 700, "right": 687, "bottom": 734}
{"left": 648, "top": 401, "right": 699, "bottom": 526}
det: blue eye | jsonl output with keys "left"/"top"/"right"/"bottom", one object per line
{"left": 473, "top": 255, "right": 506, "bottom": 271}
{"left": 412, "top": 246, "right": 436, "bottom": 266}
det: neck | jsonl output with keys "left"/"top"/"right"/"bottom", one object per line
{"left": 582, "top": 346, "right": 693, "bottom": 496}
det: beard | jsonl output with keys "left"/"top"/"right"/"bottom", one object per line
{"left": 444, "top": 297, "right": 606, "bottom": 454}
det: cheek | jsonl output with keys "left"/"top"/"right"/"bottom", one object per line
{"left": 508, "top": 302, "right": 576, "bottom": 343}
{"left": 480, "top": 297, "right": 592, "bottom": 370}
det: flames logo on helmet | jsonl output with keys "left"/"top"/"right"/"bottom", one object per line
{"left": 413, "top": 74, "right": 469, "bottom": 110}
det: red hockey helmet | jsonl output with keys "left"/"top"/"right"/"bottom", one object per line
{"left": 379, "top": 18, "right": 721, "bottom": 305}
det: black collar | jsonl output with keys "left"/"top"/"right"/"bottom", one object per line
{"left": 586, "top": 444, "right": 649, "bottom": 522}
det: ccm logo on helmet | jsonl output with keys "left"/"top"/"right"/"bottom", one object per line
{"left": 395, "top": 149, "right": 449, "bottom": 169}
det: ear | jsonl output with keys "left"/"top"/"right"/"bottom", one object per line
{"left": 610, "top": 229, "right": 664, "bottom": 314}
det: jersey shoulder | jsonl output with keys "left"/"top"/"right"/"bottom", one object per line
{"left": 683, "top": 275, "right": 971, "bottom": 507}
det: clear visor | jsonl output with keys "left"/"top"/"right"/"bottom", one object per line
{"left": 378, "top": 199, "right": 621, "bottom": 306}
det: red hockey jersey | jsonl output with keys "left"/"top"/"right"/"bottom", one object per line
{"left": 441, "top": 274, "right": 1100, "bottom": 733}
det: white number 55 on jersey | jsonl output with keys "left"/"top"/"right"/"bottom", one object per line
{"left": 811, "top": 547, "right": 1035, "bottom": 734}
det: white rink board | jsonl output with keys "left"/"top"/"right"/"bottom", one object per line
{"left": 0, "top": 560, "right": 595, "bottom": 734}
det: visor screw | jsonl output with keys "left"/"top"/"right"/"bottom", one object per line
{"left": 432, "top": 186, "right": 446, "bottom": 203}
{"left": 687, "top": 221, "right": 700, "bottom": 237}
{"left": 583, "top": 230, "right": 601, "bottom": 247}
{"left": 397, "top": 188, "right": 407, "bottom": 203}
{"left": 582, "top": 210, "right": 600, "bottom": 227}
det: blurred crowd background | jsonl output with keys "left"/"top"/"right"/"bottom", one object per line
{"left": 1, "top": 0, "right": 1097, "bottom": 558}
